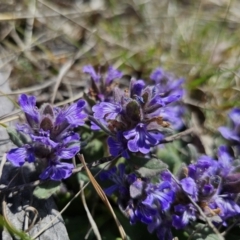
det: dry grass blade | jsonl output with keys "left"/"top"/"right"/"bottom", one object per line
{"left": 0, "top": 79, "right": 56, "bottom": 96}
{"left": 0, "top": 153, "right": 7, "bottom": 180}
{"left": 51, "top": 40, "right": 96, "bottom": 103}
{"left": 79, "top": 181, "right": 102, "bottom": 240}
{"left": 78, "top": 154, "right": 127, "bottom": 240}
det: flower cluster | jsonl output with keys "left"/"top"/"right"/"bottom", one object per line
{"left": 90, "top": 67, "right": 184, "bottom": 157}
{"left": 100, "top": 164, "right": 175, "bottom": 240}
{"left": 7, "top": 94, "right": 87, "bottom": 180}
{"left": 83, "top": 65, "right": 123, "bottom": 102}
{"left": 100, "top": 145, "right": 240, "bottom": 240}
{"left": 5, "top": 65, "right": 240, "bottom": 239}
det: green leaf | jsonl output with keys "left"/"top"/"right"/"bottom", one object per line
{"left": 157, "top": 142, "right": 183, "bottom": 174}
{"left": 77, "top": 172, "right": 89, "bottom": 182}
{"left": 33, "top": 181, "right": 61, "bottom": 199}
{"left": 7, "top": 127, "right": 24, "bottom": 147}
{"left": 129, "top": 155, "right": 168, "bottom": 178}
{"left": 0, "top": 215, "right": 32, "bottom": 240}
{"left": 190, "top": 224, "right": 221, "bottom": 240}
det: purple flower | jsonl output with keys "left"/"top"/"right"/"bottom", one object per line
{"left": 90, "top": 118, "right": 108, "bottom": 131}
{"left": 219, "top": 108, "right": 240, "bottom": 144}
{"left": 18, "top": 94, "right": 39, "bottom": 128}
{"left": 172, "top": 204, "right": 197, "bottom": 229}
{"left": 56, "top": 133, "right": 80, "bottom": 160}
{"left": 217, "top": 145, "right": 234, "bottom": 177}
{"left": 105, "top": 66, "right": 123, "bottom": 85}
{"left": 107, "top": 132, "right": 129, "bottom": 159}
{"left": 55, "top": 99, "right": 87, "bottom": 127}
{"left": 174, "top": 144, "right": 240, "bottom": 228}
{"left": 39, "top": 162, "right": 74, "bottom": 181}
{"left": 92, "top": 102, "right": 122, "bottom": 120}
{"left": 208, "top": 196, "right": 240, "bottom": 220}
{"left": 83, "top": 65, "right": 101, "bottom": 82}
{"left": 142, "top": 181, "right": 175, "bottom": 211}
{"left": 7, "top": 145, "right": 35, "bottom": 166}
{"left": 90, "top": 67, "right": 185, "bottom": 155}
{"left": 130, "top": 79, "right": 145, "bottom": 97}
{"left": 150, "top": 67, "right": 184, "bottom": 98}
{"left": 180, "top": 177, "right": 198, "bottom": 201}
{"left": 83, "top": 65, "right": 122, "bottom": 102}
{"left": 17, "top": 94, "right": 86, "bottom": 140}
{"left": 123, "top": 123, "right": 164, "bottom": 154}
{"left": 7, "top": 94, "right": 85, "bottom": 180}
{"left": 99, "top": 164, "right": 131, "bottom": 196}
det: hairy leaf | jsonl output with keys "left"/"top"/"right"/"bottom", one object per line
{"left": 129, "top": 155, "right": 168, "bottom": 178}
{"left": 7, "top": 127, "right": 24, "bottom": 147}
{"left": 33, "top": 181, "right": 61, "bottom": 199}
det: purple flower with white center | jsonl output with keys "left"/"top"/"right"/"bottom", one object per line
{"left": 83, "top": 65, "right": 122, "bottom": 102}
{"left": 92, "top": 102, "right": 122, "bottom": 120}
{"left": 7, "top": 145, "right": 35, "bottom": 166}
{"left": 142, "top": 181, "right": 175, "bottom": 211}
{"left": 133, "top": 202, "right": 157, "bottom": 225}
{"left": 123, "top": 123, "right": 164, "bottom": 154}
{"left": 55, "top": 100, "right": 87, "bottom": 128}
{"left": 172, "top": 203, "right": 197, "bottom": 229}
{"left": 39, "top": 162, "right": 74, "bottom": 181}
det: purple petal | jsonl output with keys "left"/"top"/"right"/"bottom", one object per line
{"left": 7, "top": 146, "right": 35, "bottom": 166}
{"left": 229, "top": 108, "right": 240, "bottom": 126}
{"left": 93, "top": 102, "right": 122, "bottom": 120}
{"left": 180, "top": 177, "right": 198, "bottom": 200}
{"left": 150, "top": 68, "right": 165, "bottom": 83}
{"left": 18, "top": 94, "right": 39, "bottom": 125}
{"left": 58, "top": 144, "right": 80, "bottom": 160}
{"left": 130, "top": 79, "right": 145, "bottom": 97}
{"left": 107, "top": 135, "right": 129, "bottom": 158}
{"left": 218, "top": 126, "right": 240, "bottom": 142}
{"left": 56, "top": 99, "right": 87, "bottom": 127}
{"left": 39, "top": 162, "right": 74, "bottom": 181}
{"left": 123, "top": 124, "right": 161, "bottom": 154}
{"left": 105, "top": 66, "right": 122, "bottom": 85}
{"left": 83, "top": 65, "right": 100, "bottom": 82}
{"left": 31, "top": 135, "right": 58, "bottom": 148}
{"left": 127, "top": 134, "right": 140, "bottom": 152}
{"left": 104, "top": 185, "right": 119, "bottom": 196}
{"left": 218, "top": 145, "right": 233, "bottom": 171}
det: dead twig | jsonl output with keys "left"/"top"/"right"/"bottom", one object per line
{"left": 79, "top": 180, "right": 101, "bottom": 240}
{"left": 78, "top": 154, "right": 127, "bottom": 240}
{"left": 161, "top": 128, "right": 193, "bottom": 143}
{"left": 51, "top": 40, "right": 96, "bottom": 103}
